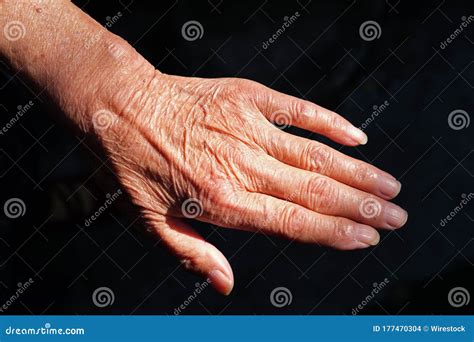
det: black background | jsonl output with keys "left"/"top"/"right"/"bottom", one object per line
{"left": 0, "top": 0, "right": 473, "bottom": 314}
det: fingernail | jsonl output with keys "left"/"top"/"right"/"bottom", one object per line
{"left": 384, "top": 204, "right": 408, "bottom": 228}
{"left": 208, "top": 270, "right": 233, "bottom": 295}
{"left": 354, "top": 225, "right": 380, "bottom": 246}
{"left": 378, "top": 176, "right": 402, "bottom": 199}
{"left": 348, "top": 126, "right": 368, "bottom": 145}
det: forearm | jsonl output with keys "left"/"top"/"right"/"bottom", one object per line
{"left": 0, "top": 0, "right": 153, "bottom": 132}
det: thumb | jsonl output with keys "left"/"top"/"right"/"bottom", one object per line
{"left": 151, "top": 216, "right": 234, "bottom": 295}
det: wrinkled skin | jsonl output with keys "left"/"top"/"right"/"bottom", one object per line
{"left": 0, "top": 0, "right": 407, "bottom": 293}
{"left": 80, "top": 39, "right": 408, "bottom": 295}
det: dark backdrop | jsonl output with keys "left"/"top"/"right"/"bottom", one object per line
{"left": 0, "top": 0, "right": 473, "bottom": 315}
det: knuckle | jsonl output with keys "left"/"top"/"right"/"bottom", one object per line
{"left": 306, "top": 143, "right": 334, "bottom": 174}
{"left": 290, "top": 100, "right": 306, "bottom": 121}
{"left": 212, "top": 188, "right": 231, "bottom": 208}
{"left": 279, "top": 205, "right": 304, "bottom": 238}
{"left": 235, "top": 78, "right": 259, "bottom": 90}
{"left": 307, "top": 177, "right": 337, "bottom": 210}
{"left": 197, "top": 174, "right": 233, "bottom": 210}
{"left": 206, "top": 182, "right": 233, "bottom": 208}
{"left": 204, "top": 188, "right": 236, "bottom": 224}
{"left": 326, "top": 112, "right": 344, "bottom": 131}
{"left": 329, "top": 220, "right": 354, "bottom": 246}
{"left": 308, "top": 176, "right": 328, "bottom": 195}
{"left": 229, "top": 78, "right": 260, "bottom": 97}
{"left": 351, "top": 162, "right": 373, "bottom": 184}
{"left": 260, "top": 198, "right": 274, "bottom": 223}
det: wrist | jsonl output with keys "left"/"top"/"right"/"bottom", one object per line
{"left": 63, "top": 32, "right": 157, "bottom": 135}
{"left": 0, "top": 0, "right": 157, "bottom": 135}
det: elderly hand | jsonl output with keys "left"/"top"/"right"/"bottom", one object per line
{"left": 0, "top": 1, "right": 407, "bottom": 295}
{"left": 89, "top": 45, "right": 407, "bottom": 294}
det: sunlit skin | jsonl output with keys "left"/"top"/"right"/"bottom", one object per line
{"left": 0, "top": 1, "right": 407, "bottom": 295}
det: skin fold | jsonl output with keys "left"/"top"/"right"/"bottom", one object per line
{"left": 0, "top": 1, "right": 408, "bottom": 295}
